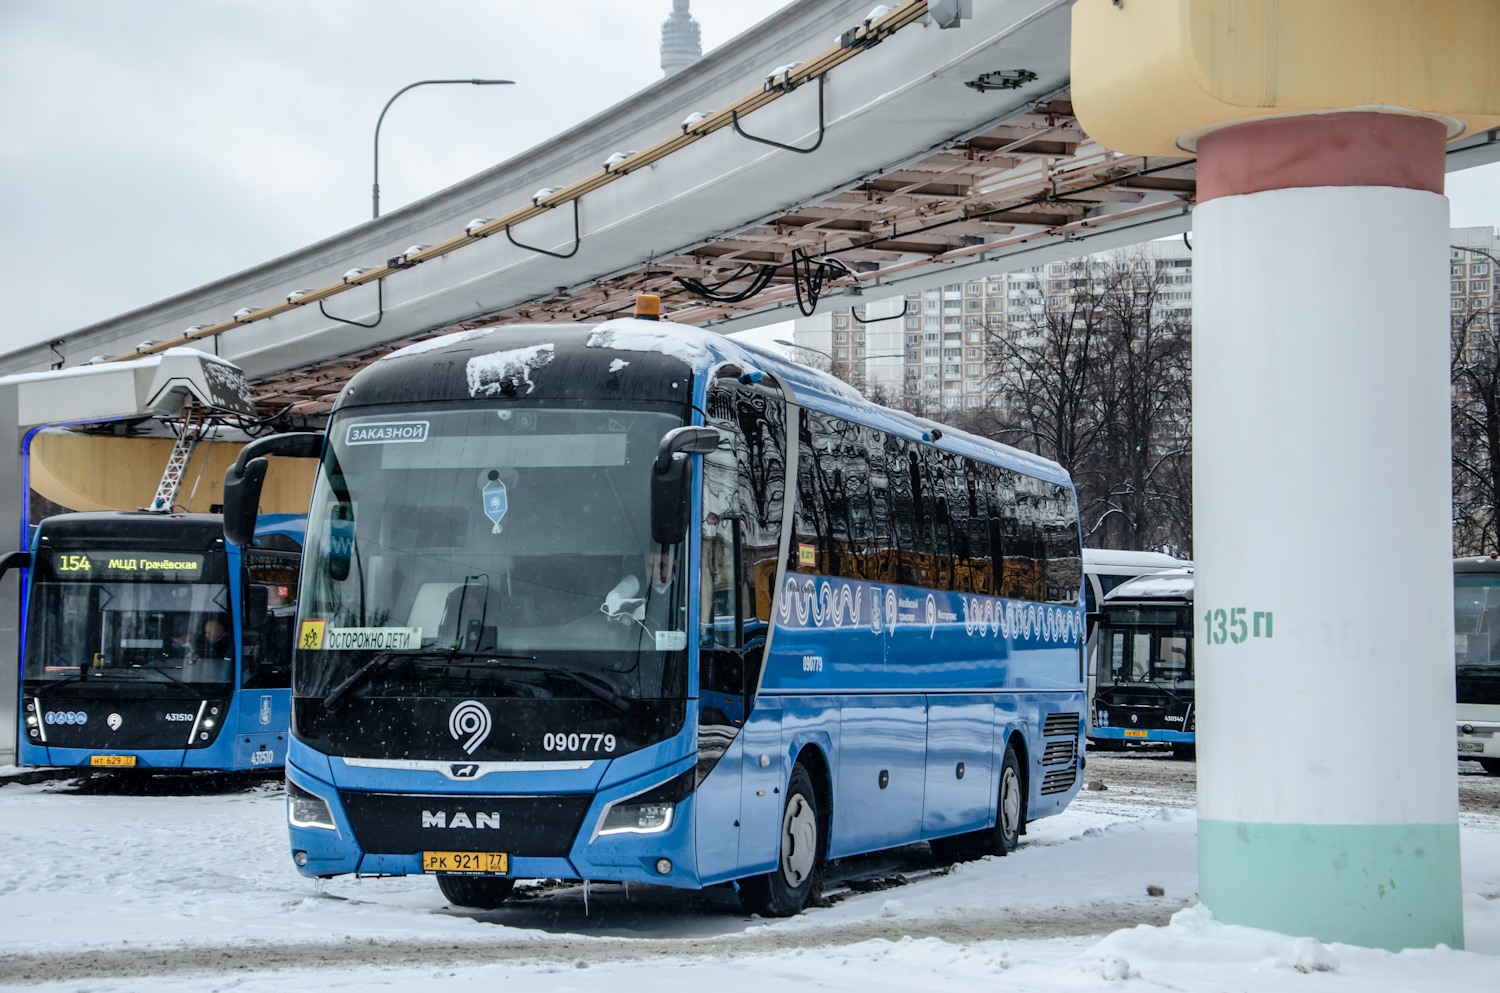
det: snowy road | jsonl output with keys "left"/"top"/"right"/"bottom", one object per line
{"left": 0, "top": 752, "right": 1496, "bottom": 988}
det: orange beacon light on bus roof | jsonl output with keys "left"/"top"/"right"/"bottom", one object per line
{"left": 635, "top": 295, "right": 661, "bottom": 320}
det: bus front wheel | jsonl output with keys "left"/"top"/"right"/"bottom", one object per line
{"left": 436, "top": 873, "right": 515, "bottom": 910}
{"left": 738, "top": 763, "right": 823, "bottom": 917}
{"left": 993, "top": 744, "right": 1025, "bottom": 856}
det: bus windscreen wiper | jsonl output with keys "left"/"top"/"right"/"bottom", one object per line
{"left": 543, "top": 668, "right": 629, "bottom": 712}
{"left": 427, "top": 654, "right": 629, "bottom": 711}
{"left": 323, "top": 652, "right": 415, "bottom": 709}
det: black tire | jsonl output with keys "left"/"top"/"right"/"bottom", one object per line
{"left": 1479, "top": 758, "right": 1500, "bottom": 776}
{"left": 436, "top": 873, "right": 515, "bottom": 909}
{"left": 992, "top": 744, "right": 1025, "bottom": 856}
{"left": 738, "top": 763, "right": 823, "bottom": 917}
{"left": 1170, "top": 743, "right": 1197, "bottom": 761}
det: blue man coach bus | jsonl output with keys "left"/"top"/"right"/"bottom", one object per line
{"left": 3, "top": 511, "right": 304, "bottom": 772}
{"left": 228, "top": 298, "right": 1086, "bottom": 915}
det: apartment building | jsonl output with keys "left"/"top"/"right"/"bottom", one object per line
{"left": 789, "top": 239, "right": 1195, "bottom": 412}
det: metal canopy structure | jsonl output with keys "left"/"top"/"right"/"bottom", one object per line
{"left": 0, "top": 0, "right": 1493, "bottom": 420}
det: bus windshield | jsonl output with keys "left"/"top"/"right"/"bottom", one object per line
{"left": 24, "top": 572, "right": 235, "bottom": 687}
{"left": 295, "top": 402, "right": 689, "bottom": 704}
{"left": 1455, "top": 574, "right": 1500, "bottom": 671}
{"left": 1097, "top": 606, "right": 1193, "bottom": 685}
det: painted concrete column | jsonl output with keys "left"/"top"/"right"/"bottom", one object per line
{"left": 1071, "top": 0, "right": 1500, "bottom": 949}
{"left": 1193, "top": 111, "right": 1460, "bottom": 950}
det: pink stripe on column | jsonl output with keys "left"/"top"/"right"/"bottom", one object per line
{"left": 1196, "top": 112, "right": 1447, "bottom": 202}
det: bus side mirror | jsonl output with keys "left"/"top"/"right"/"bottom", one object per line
{"left": 224, "top": 459, "right": 267, "bottom": 547}
{"left": 244, "top": 584, "right": 268, "bottom": 628}
{"left": 650, "top": 427, "right": 722, "bottom": 546}
{"left": 0, "top": 550, "right": 27, "bottom": 581}
{"left": 223, "top": 432, "right": 325, "bottom": 546}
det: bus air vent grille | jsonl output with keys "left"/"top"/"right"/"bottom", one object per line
{"left": 1043, "top": 712, "right": 1080, "bottom": 737}
{"left": 1040, "top": 766, "right": 1077, "bottom": 795}
{"left": 1041, "top": 739, "right": 1076, "bottom": 766}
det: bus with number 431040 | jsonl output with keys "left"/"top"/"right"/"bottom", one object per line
{"left": 225, "top": 296, "right": 1088, "bottom": 916}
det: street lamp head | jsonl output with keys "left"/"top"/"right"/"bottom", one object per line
{"left": 372, "top": 78, "right": 516, "bottom": 219}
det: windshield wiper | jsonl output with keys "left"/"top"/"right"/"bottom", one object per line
{"left": 544, "top": 668, "right": 630, "bottom": 712}
{"left": 423, "top": 653, "right": 629, "bottom": 711}
{"left": 430, "top": 648, "right": 538, "bottom": 663}
{"left": 323, "top": 652, "right": 413, "bottom": 709}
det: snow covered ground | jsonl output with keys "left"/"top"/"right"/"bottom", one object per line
{"left": 1, "top": 754, "right": 1497, "bottom": 992}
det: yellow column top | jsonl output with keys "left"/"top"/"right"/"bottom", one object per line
{"left": 1071, "top": 0, "right": 1500, "bottom": 155}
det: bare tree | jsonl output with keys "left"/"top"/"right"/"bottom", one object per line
{"left": 984, "top": 252, "right": 1192, "bottom": 556}
{"left": 981, "top": 259, "right": 1110, "bottom": 480}
{"left": 1090, "top": 259, "right": 1192, "bottom": 555}
{"left": 1452, "top": 299, "right": 1500, "bottom": 554}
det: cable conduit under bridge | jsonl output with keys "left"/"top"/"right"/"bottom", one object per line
{"left": 1, "top": 0, "right": 1496, "bottom": 416}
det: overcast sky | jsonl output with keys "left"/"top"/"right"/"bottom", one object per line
{"left": 1, "top": 0, "right": 1497, "bottom": 358}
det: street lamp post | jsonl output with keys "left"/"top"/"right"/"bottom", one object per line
{"left": 372, "top": 78, "right": 514, "bottom": 219}
{"left": 774, "top": 338, "right": 839, "bottom": 373}
{"left": 775, "top": 338, "right": 906, "bottom": 377}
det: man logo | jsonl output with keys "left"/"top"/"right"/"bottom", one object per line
{"left": 260, "top": 695, "right": 273, "bottom": 726}
{"left": 106, "top": 713, "right": 123, "bottom": 731}
{"left": 449, "top": 763, "right": 481, "bottom": 779}
{"left": 449, "top": 700, "right": 491, "bottom": 754}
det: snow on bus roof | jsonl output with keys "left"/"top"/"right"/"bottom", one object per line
{"left": 1084, "top": 549, "right": 1192, "bottom": 570}
{"left": 370, "top": 316, "right": 1069, "bottom": 483}
{"left": 1104, "top": 567, "right": 1195, "bottom": 601}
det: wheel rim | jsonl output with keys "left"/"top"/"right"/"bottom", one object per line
{"left": 999, "top": 765, "right": 1021, "bottom": 842}
{"left": 780, "top": 792, "right": 817, "bottom": 885}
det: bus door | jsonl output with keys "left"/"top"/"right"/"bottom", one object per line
{"left": 694, "top": 374, "right": 786, "bottom": 880}
{"left": 234, "top": 547, "right": 300, "bottom": 765}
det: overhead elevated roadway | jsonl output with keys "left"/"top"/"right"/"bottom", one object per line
{"left": 3, "top": 0, "right": 1494, "bottom": 418}
{"left": 1, "top": 0, "right": 1198, "bottom": 416}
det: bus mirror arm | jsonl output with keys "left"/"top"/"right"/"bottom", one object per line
{"left": 223, "top": 432, "right": 325, "bottom": 547}
{"left": 0, "top": 550, "right": 27, "bottom": 581}
{"left": 223, "top": 459, "right": 268, "bottom": 547}
{"left": 650, "top": 428, "right": 722, "bottom": 545}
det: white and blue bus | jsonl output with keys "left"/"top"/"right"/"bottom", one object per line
{"left": 1454, "top": 555, "right": 1500, "bottom": 775}
{"left": 3, "top": 510, "right": 304, "bottom": 772}
{"left": 230, "top": 299, "right": 1086, "bottom": 915}
{"left": 1086, "top": 568, "right": 1195, "bottom": 754}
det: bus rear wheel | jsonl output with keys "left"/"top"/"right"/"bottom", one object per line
{"left": 1479, "top": 758, "right": 1500, "bottom": 776}
{"left": 436, "top": 873, "right": 515, "bottom": 910}
{"left": 993, "top": 744, "right": 1025, "bottom": 856}
{"left": 738, "top": 763, "right": 823, "bottom": 917}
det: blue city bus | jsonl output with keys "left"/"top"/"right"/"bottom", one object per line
{"left": 4, "top": 510, "right": 304, "bottom": 772}
{"left": 1087, "top": 568, "right": 1195, "bottom": 754}
{"left": 228, "top": 300, "right": 1086, "bottom": 915}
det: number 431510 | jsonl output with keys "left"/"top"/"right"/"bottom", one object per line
{"left": 1202, "top": 607, "right": 1274, "bottom": 645}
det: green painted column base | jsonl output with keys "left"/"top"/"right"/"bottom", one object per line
{"left": 1199, "top": 819, "right": 1463, "bottom": 951}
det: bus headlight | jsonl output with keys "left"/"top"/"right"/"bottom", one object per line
{"left": 287, "top": 781, "right": 338, "bottom": 831}
{"left": 601, "top": 802, "right": 674, "bottom": 835}
{"left": 597, "top": 770, "right": 694, "bottom": 837}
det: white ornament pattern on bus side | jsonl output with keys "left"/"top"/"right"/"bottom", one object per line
{"left": 776, "top": 575, "right": 1080, "bottom": 645}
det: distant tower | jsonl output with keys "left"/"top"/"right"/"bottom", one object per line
{"left": 660, "top": 0, "right": 702, "bottom": 76}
